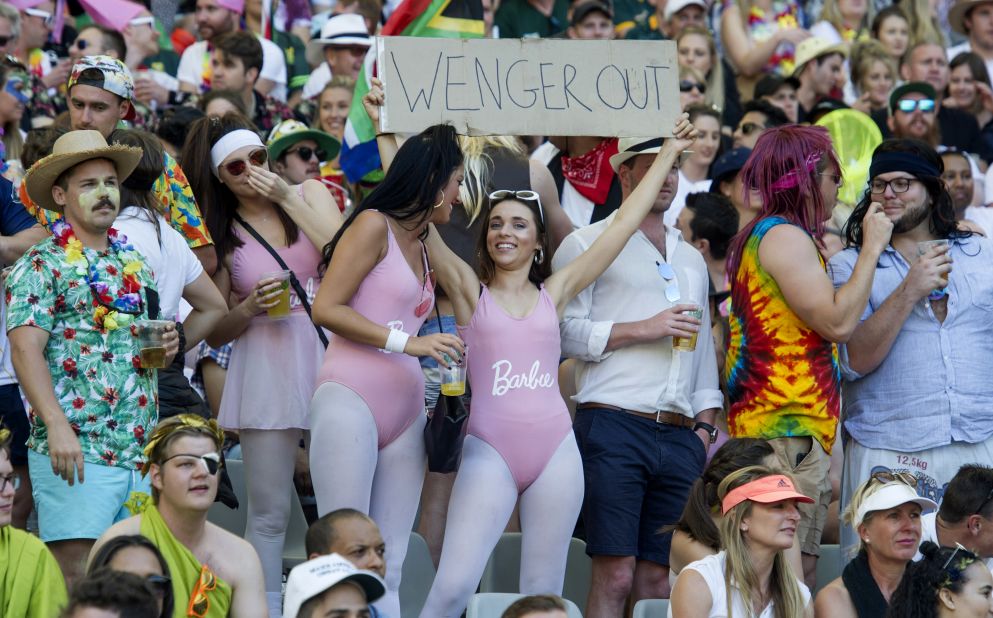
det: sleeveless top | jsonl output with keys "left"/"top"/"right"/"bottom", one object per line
{"left": 316, "top": 216, "right": 433, "bottom": 394}
{"left": 230, "top": 224, "right": 321, "bottom": 315}
{"left": 459, "top": 285, "right": 569, "bottom": 431}
{"left": 724, "top": 217, "right": 841, "bottom": 453}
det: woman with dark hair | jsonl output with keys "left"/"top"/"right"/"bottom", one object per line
{"left": 670, "top": 465, "right": 815, "bottom": 617}
{"left": 87, "top": 535, "right": 174, "bottom": 618}
{"left": 308, "top": 123, "right": 466, "bottom": 617}
{"left": 416, "top": 116, "right": 698, "bottom": 617}
{"left": 667, "top": 438, "right": 806, "bottom": 581}
{"left": 887, "top": 541, "right": 993, "bottom": 618}
{"left": 0, "top": 56, "right": 29, "bottom": 186}
{"left": 182, "top": 112, "right": 341, "bottom": 617}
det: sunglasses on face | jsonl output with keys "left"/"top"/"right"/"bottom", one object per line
{"left": 679, "top": 80, "right": 706, "bottom": 94}
{"left": 656, "top": 261, "right": 682, "bottom": 302}
{"left": 23, "top": 8, "right": 53, "bottom": 27}
{"left": 287, "top": 146, "right": 327, "bottom": 162}
{"left": 488, "top": 189, "right": 545, "bottom": 227}
{"left": 896, "top": 98, "right": 935, "bottom": 113}
{"left": 223, "top": 149, "right": 268, "bottom": 176}
{"left": 161, "top": 452, "right": 223, "bottom": 475}
{"left": 739, "top": 121, "right": 765, "bottom": 136}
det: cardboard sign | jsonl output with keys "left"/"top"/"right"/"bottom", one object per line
{"left": 378, "top": 37, "right": 680, "bottom": 137}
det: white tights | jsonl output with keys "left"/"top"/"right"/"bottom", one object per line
{"left": 239, "top": 428, "right": 303, "bottom": 618}
{"left": 309, "top": 382, "right": 427, "bottom": 618}
{"left": 418, "top": 434, "right": 585, "bottom": 618}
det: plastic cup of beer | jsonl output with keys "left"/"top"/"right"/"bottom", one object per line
{"left": 672, "top": 306, "right": 704, "bottom": 352}
{"left": 136, "top": 319, "right": 173, "bottom": 369}
{"left": 917, "top": 239, "right": 950, "bottom": 287}
{"left": 440, "top": 348, "right": 467, "bottom": 397}
{"left": 261, "top": 270, "right": 292, "bottom": 319}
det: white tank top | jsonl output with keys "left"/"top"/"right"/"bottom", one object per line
{"left": 669, "top": 551, "right": 811, "bottom": 618}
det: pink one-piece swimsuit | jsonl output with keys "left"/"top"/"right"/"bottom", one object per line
{"left": 316, "top": 216, "right": 434, "bottom": 448}
{"left": 458, "top": 285, "right": 574, "bottom": 493}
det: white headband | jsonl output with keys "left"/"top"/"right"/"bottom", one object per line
{"left": 211, "top": 129, "right": 265, "bottom": 175}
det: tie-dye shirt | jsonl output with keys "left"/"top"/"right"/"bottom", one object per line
{"left": 724, "top": 217, "right": 841, "bottom": 453}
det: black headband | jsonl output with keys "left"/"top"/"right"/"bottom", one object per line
{"left": 869, "top": 151, "right": 940, "bottom": 180}
{"left": 628, "top": 137, "right": 664, "bottom": 153}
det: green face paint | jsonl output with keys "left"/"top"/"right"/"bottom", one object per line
{"left": 77, "top": 181, "right": 120, "bottom": 214}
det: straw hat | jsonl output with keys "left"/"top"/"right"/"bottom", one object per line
{"left": 792, "top": 37, "right": 848, "bottom": 76}
{"left": 24, "top": 130, "right": 142, "bottom": 213}
{"left": 948, "top": 0, "right": 993, "bottom": 35}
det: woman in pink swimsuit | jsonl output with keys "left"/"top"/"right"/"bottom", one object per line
{"left": 309, "top": 124, "right": 465, "bottom": 617}
{"left": 183, "top": 113, "right": 342, "bottom": 617}
{"left": 416, "top": 116, "right": 699, "bottom": 617}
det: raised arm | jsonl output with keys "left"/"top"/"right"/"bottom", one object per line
{"left": 721, "top": 4, "right": 810, "bottom": 77}
{"left": 546, "top": 116, "right": 698, "bottom": 311}
{"left": 311, "top": 211, "right": 463, "bottom": 365}
{"left": 363, "top": 77, "right": 400, "bottom": 172}
{"left": 424, "top": 225, "right": 480, "bottom": 326}
{"left": 759, "top": 203, "right": 892, "bottom": 343}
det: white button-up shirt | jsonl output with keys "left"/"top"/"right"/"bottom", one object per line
{"left": 552, "top": 214, "right": 723, "bottom": 416}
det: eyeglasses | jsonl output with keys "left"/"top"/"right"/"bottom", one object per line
{"left": 679, "top": 80, "right": 706, "bottom": 94}
{"left": 23, "top": 8, "right": 53, "bottom": 27}
{"left": 222, "top": 149, "right": 268, "bottom": 177}
{"left": 187, "top": 565, "right": 217, "bottom": 618}
{"left": 739, "top": 121, "right": 764, "bottom": 136}
{"left": 655, "top": 261, "right": 682, "bottom": 302}
{"left": 869, "top": 177, "right": 918, "bottom": 194}
{"left": 414, "top": 269, "right": 436, "bottom": 318}
{"left": 896, "top": 98, "right": 935, "bottom": 113}
{"left": 145, "top": 574, "right": 171, "bottom": 599}
{"left": 128, "top": 16, "right": 156, "bottom": 28}
{"left": 488, "top": 189, "right": 545, "bottom": 227}
{"left": 287, "top": 146, "right": 327, "bottom": 162}
{"left": 0, "top": 472, "right": 19, "bottom": 492}
{"left": 161, "top": 452, "right": 223, "bottom": 475}
{"left": 819, "top": 172, "right": 844, "bottom": 187}
{"left": 870, "top": 470, "right": 917, "bottom": 487}
{"left": 976, "top": 486, "right": 993, "bottom": 516}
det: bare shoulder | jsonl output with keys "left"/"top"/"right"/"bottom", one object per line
{"left": 204, "top": 522, "right": 263, "bottom": 583}
{"left": 347, "top": 209, "right": 388, "bottom": 238}
{"left": 301, "top": 179, "right": 332, "bottom": 202}
{"left": 814, "top": 577, "right": 855, "bottom": 617}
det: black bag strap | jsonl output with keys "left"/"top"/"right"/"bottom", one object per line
{"left": 233, "top": 213, "right": 329, "bottom": 348}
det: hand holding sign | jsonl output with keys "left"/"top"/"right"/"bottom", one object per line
{"left": 664, "top": 113, "right": 698, "bottom": 156}
{"left": 363, "top": 77, "right": 386, "bottom": 129}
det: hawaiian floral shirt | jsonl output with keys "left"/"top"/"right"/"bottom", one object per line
{"left": 5, "top": 238, "right": 160, "bottom": 469}
{"left": 21, "top": 152, "right": 212, "bottom": 249}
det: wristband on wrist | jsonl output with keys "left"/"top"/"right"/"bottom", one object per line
{"left": 384, "top": 329, "right": 409, "bottom": 354}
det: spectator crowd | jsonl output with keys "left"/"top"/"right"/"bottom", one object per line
{"left": 0, "top": 0, "right": 991, "bottom": 616}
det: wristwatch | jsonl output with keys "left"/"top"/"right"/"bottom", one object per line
{"left": 693, "top": 421, "right": 718, "bottom": 444}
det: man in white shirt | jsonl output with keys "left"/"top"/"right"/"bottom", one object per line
{"left": 177, "top": 0, "right": 289, "bottom": 102}
{"left": 552, "top": 137, "right": 722, "bottom": 618}
{"left": 301, "top": 13, "right": 371, "bottom": 100}
{"left": 915, "top": 464, "right": 993, "bottom": 570}
{"left": 947, "top": 0, "right": 993, "bottom": 80}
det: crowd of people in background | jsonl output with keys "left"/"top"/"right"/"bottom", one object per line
{"left": 0, "top": 0, "right": 990, "bottom": 616}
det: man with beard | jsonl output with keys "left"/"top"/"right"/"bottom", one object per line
{"left": 888, "top": 82, "right": 940, "bottom": 147}
{"left": 828, "top": 138, "right": 993, "bottom": 555}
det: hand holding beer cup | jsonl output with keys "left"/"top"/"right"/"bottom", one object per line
{"left": 136, "top": 320, "right": 178, "bottom": 369}
{"left": 251, "top": 270, "right": 292, "bottom": 319}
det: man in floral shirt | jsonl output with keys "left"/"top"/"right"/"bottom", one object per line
{"left": 6, "top": 130, "right": 179, "bottom": 585}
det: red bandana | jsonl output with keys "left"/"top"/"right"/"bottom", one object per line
{"left": 560, "top": 138, "right": 619, "bottom": 205}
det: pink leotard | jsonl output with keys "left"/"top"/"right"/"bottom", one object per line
{"left": 316, "top": 215, "right": 434, "bottom": 448}
{"left": 458, "top": 285, "right": 573, "bottom": 493}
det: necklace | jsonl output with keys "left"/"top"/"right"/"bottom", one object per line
{"left": 51, "top": 218, "right": 147, "bottom": 331}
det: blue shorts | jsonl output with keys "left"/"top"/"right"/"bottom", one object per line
{"left": 28, "top": 449, "right": 151, "bottom": 542}
{"left": 573, "top": 407, "right": 707, "bottom": 565}
{"left": 0, "top": 384, "right": 29, "bottom": 466}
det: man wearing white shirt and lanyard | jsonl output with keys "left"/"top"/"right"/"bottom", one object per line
{"left": 552, "top": 136, "right": 722, "bottom": 618}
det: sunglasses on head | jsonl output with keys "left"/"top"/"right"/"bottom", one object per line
{"left": 488, "top": 189, "right": 545, "bottom": 227}
{"left": 161, "top": 452, "right": 223, "bottom": 475}
{"left": 897, "top": 98, "right": 935, "bottom": 113}
{"left": 870, "top": 470, "right": 917, "bottom": 487}
{"left": 679, "top": 80, "right": 706, "bottom": 94}
{"left": 223, "top": 149, "right": 268, "bottom": 176}
{"left": 287, "top": 146, "right": 327, "bottom": 162}
{"left": 23, "top": 8, "right": 53, "bottom": 27}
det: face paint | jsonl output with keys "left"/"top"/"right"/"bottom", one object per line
{"left": 4, "top": 74, "right": 29, "bottom": 106}
{"left": 77, "top": 181, "right": 120, "bottom": 214}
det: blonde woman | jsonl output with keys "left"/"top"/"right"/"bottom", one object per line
{"left": 850, "top": 40, "right": 897, "bottom": 113}
{"left": 670, "top": 465, "right": 815, "bottom": 617}
{"left": 811, "top": 0, "right": 872, "bottom": 44}
{"left": 904, "top": 0, "right": 945, "bottom": 46}
{"left": 720, "top": 0, "right": 810, "bottom": 98}
{"left": 677, "top": 28, "right": 727, "bottom": 116}
{"left": 814, "top": 472, "right": 938, "bottom": 618}
{"left": 680, "top": 66, "right": 709, "bottom": 111}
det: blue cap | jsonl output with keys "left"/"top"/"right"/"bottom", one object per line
{"left": 711, "top": 147, "right": 752, "bottom": 186}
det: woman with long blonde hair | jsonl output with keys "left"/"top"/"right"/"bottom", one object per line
{"left": 677, "top": 27, "right": 727, "bottom": 117}
{"left": 670, "top": 465, "right": 815, "bottom": 617}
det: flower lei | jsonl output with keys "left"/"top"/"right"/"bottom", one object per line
{"left": 51, "top": 218, "right": 145, "bottom": 331}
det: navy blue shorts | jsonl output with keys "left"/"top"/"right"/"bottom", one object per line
{"left": 0, "top": 384, "right": 28, "bottom": 466}
{"left": 573, "top": 407, "right": 707, "bottom": 565}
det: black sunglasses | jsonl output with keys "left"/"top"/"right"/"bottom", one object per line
{"left": 739, "top": 121, "right": 765, "bottom": 136}
{"left": 223, "top": 149, "right": 268, "bottom": 176}
{"left": 287, "top": 146, "right": 327, "bottom": 162}
{"left": 679, "top": 80, "right": 706, "bottom": 94}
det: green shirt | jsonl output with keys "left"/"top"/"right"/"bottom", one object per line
{"left": 0, "top": 526, "right": 67, "bottom": 618}
{"left": 495, "top": 0, "right": 570, "bottom": 38}
{"left": 272, "top": 30, "right": 310, "bottom": 94}
{"left": 6, "top": 236, "right": 160, "bottom": 469}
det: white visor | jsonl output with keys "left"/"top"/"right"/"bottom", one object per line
{"left": 855, "top": 482, "right": 938, "bottom": 528}
{"left": 211, "top": 129, "right": 265, "bottom": 176}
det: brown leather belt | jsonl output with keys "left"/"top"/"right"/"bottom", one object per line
{"left": 577, "top": 402, "right": 694, "bottom": 428}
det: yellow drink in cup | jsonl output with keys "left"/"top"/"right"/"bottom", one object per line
{"left": 440, "top": 381, "right": 466, "bottom": 396}
{"left": 261, "top": 270, "right": 292, "bottom": 319}
{"left": 136, "top": 319, "right": 173, "bottom": 369}
{"left": 440, "top": 348, "right": 467, "bottom": 396}
{"left": 672, "top": 307, "right": 703, "bottom": 352}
